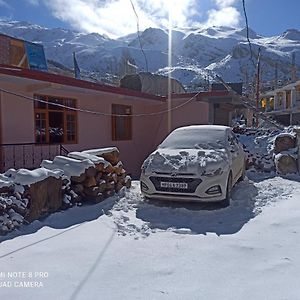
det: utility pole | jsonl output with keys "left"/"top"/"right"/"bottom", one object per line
{"left": 255, "top": 47, "right": 261, "bottom": 127}
{"left": 275, "top": 62, "right": 278, "bottom": 89}
{"left": 292, "top": 52, "right": 297, "bottom": 82}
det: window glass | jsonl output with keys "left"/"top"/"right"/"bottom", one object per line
{"left": 34, "top": 95, "right": 77, "bottom": 144}
{"left": 112, "top": 104, "right": 132, "bottom": 141}
{"left": 48, "top": 97, "right": 64, "bottom": 110}
{"left": 35, "top": 112, "right": 47, "bottom": 143}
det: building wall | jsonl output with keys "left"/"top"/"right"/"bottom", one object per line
{"left": 0, "top": 78, "right": 209, "bottom": 177}
{"left": 0, "top": 86, "right": 35, "bottom": 144}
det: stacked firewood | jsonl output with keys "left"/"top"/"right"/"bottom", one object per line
{"left": 0, "top": 147, "right": 132, "bottom": 234}
{"left": 60, "top": 147, "right": 132, "bottom": 205}
{"left": 0, "top": 185, "right": 29, "bottom": 234}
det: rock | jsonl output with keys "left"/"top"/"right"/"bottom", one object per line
{"left": 274, "top": 134, "right": 296, "bottom": 153}
{"left": 275, "top": 154, "right": 298, "bottom": 175}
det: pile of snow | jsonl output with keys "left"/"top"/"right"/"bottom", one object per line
{"left": 41, "top": 156, "right": 94, "bottom": 178}
{"left": 82, "top": 147, "right": 119, "bottom": 157}
{"left": 68, "top": 151, "right": 109, "bottom": 166}
{"left": 236, "top": 128, "right": 280, "bottom": 172}
{"left": 0, "top": 167, "right": 63, "bottom": 189}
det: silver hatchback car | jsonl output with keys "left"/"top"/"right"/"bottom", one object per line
{"left": 140, "top": 125, "right": 246, "bottom": 205}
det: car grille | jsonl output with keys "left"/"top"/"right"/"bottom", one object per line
{"left": 149, "top": 176, "right": 202, "bottom": 193}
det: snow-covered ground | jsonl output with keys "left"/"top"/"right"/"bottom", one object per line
{"left": 1, "top": 172, "right": 300, "bottom": 300}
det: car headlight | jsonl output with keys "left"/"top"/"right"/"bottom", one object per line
{"left": 202, "top": 167, "right": 223, "bottom": 177}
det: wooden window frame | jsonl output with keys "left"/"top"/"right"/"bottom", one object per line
{"left": 112, "top": 104, "right": 132, "bottom": 141}
{"left": 34, "top": 94, "right": 78, "bottom": 144}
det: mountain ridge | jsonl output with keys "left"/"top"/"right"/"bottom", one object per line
{"left": 0, "top": 20, "right": 299, "bottom": 91}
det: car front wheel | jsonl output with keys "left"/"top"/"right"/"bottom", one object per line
{"left": 221, "top": 172, "right": 232, "bottom": 207}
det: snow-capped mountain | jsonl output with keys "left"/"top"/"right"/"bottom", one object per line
{"left": 0, "top": 20, "right": 299, "bottom": 91}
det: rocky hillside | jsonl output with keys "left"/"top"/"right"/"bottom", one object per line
{"left": 0, "top": 20, "right": 299, "bottom": 91}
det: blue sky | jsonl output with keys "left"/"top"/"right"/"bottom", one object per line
{"left": 0, "top": 0, "right": 299, "bottom": 38}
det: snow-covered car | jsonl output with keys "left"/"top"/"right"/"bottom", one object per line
{"left": 140, "top": 125, "right": 246, "bottom": 205}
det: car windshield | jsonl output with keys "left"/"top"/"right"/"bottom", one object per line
{"left": 159, "top": 127, "right": 227, "bottom": 149}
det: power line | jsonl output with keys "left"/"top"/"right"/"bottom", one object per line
{"left": 0, "top": 87, "right": 202, "bottom": 118}
{"left": 129, "top": 0, "right": 149, "bottom": 72}
{"left": 242, "top": 0, "right": 256, "bottom": 68}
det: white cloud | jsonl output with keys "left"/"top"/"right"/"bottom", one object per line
{"left": 214, "top": 0, "right": 238, "bottom": 8}
{"left": 27, "top": 0, "right": 40, "bottom": 5}
{"left": 206, "top": 6, "right": 241, "bottom": 27}
{"left": 0, "top": 0, "right": 11, "bottom": 9}
{"left": 38, "top": 0, "right": 241, "bottom": 38}
{"left": 205, "top": 0, "right": 241, "bottom": 28}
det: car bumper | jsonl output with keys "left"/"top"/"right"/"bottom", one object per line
{"left": 140, "top": 171, "right": 229, "bottom": 203}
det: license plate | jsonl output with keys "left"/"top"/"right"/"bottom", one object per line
{"left": 160, "top": 182, "right": 188, "bottom": 189}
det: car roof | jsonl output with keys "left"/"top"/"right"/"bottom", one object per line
{"left": 173, "top": 125, "right": 230, "bottom": 132}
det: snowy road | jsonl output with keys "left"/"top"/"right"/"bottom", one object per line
{"left": 1, "top": 173, "right": 300, "bottom": 300}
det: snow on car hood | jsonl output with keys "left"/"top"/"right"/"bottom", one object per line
{"left": 142, "top": 148, "right": 230, "bottom": 176}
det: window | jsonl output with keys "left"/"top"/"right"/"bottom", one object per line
{"left": 112, "top": 104, "right": 132, "bottom": 141}
{"left": 34, "top": 95, "right": 77, "bottom": 144}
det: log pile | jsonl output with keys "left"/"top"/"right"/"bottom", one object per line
{"left": 64, "top": 148, "right": 132, "bottom": 204}
{"left": 0, "top": 147, "right": 132, "bottom": 235}
{"left": 274, "top": 133, "right": 298, "bottom": 175}
{"left": 0, "top": 168, "right": 63, "bottom": 234}
{"left": 236, "top": 128, "right": 299, "bottom": 175}
{"left": 0, "top": 187, "right": 28, "bottom": 234}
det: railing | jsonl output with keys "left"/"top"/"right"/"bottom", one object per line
{"left": 60, "top": 144, "right": 70, "bottom": 156}
{"left": 0, "top": 143, "right": 69, "bottom": 172}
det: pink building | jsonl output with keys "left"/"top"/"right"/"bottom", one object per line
{"left": 0, "top": 66, "right": 243, "bottom": 177}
